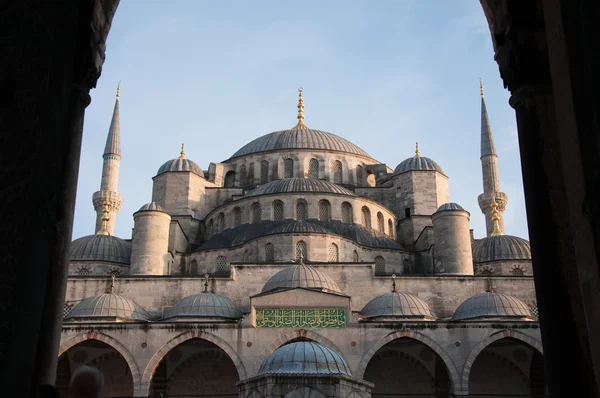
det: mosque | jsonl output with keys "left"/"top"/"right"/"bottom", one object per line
{"left": 59, "top": 82, "right": 544, "bottom": 397}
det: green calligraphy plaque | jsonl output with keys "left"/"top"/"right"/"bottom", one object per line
{"left": 255, "top": 308, "right": 346, "bottom": 328}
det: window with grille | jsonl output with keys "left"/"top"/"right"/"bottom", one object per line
{"left": 108, "top": 268, "right": 121, "bottom": 277}
{"left": 377, "top": 212, "right": 385, "bottom": 233}
{"left": 309, "top": 158, "right": 319, "bottom": 179}
{"left": 189, "top": 260, "right": 198, "bottom": 276}
{"left": 239, "top": 165, "right": 247, "bottom": 185}
{"left": 63, "top": 303, "right": 73, "bottom": 318}
{"left": 265, "top": 243, "right": 274, "bottom": 262}
{"left": 218, "top": 212, "right": 225, "bottom": 232}
{"left": 328, "top": 243, "right": 339, "bottom": 262}
{"left": 252, "top": 203, "right": 261, "bottom": 223}
{"left": 284, "top": 158, "right": 294, "bottom": 178}
{"left": 296, "top": 201, "right": 307, "bottom": 221}
{"left": 260, "top": 160, "right": 269, "bottom": 184}
{"left": 529, "top": 303, "right": 539, "bottom": 318}
{"left": 318, "top": 200, "right": 331, "bottom": 221}
{"left": 295, "top": 241, "right": 307, "bottom": 261}
{"left": 216, "top": 256, "right": 228, "bottom": 273}
{"left": 207, "top": 219, "right": 214, "bottom": 236}
{"left": 273, "top": 200, "right": 284, "bottom": 221}
{"left": 341, "top": 202, "right": 353, "bottom": 223}
{"left": 375, "top": 256, "right": 385, "bottom": 274}
{"left": 77, "top": 266, "right": 90, "bottom": 276}
{"left": 361, "top": 206, "right": 371, "bottom": 229}
{"left": 224, "top": 171, "right": 235, "bottom": 187}
{"left": 332, "top": 160, "right": 342, "bottom": 183}
{"left": 356, "top": 165, "right": 363, "bottom": 186}
{"left": 388, "top": 219, "right": 394, "bottom": 237}
{"left": 233, "top": 207, "right": 241, "bottom": 226}
{"left": 511, "top": 267, "right": 525, "bottom": 276}
{"left": 353, "top": 250, "right": 359, "bottom": 262}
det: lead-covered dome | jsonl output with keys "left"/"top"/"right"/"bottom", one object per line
{"left": 436, "top": 203, "right": 465, "bottom": 212}
{"left": 452, "top": 291, "right": 534, "bottom": 321}
{"left": 164, "top": 292, "right": 243, "bottom": 320}
{"left": 394, "top": 156, "right": 444, "bottom": 175}
{"left": 472, "top": 235, "right": 531, "bottom": 263}
{"left": 137, "top": 202, "right": 166, "bottom": 212}
{"left": 70, "top": 235, "right": 131, "bottom": 264}
{"left": 65, "top": 293, "right": 151, "bottom": 321}
{"left": 157, "top": 157, "right": 203, "bottom": 177}
{"left": 261, "top": 262, "right": 342, "bottom": 294}
{"left": 259, "top": 341, "right": 351, "bottom": 376}
{"left": 360, "top": 292, "right": 436, "bottom": 320}
{"left": 246, "top": 178, "right": 355, "bottom": 197}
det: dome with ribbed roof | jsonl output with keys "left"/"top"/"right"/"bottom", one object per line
{"left": 258, "top": 341, "right": 351, "bottom": 376}
{"left": 156, "top": 157, "right": 203, "bottom": 177}
{"left": 472, "top": 235, "right": 531, "bottom": 263}
{"left": 452, "top": 291, "right": 534, "bottom": 321}
{"left": 436, "top": 203, "right": 465, "bottom": 212}
{"left": 261, "top": 262, "right": 342, "bottom": 294}
{"left": 246, "top": 178, "right": 355, "bottom": 197}
{"left": 394, "top": 156, "right": 444, "bottom": 175}
{"left": 137, "top": 202, "right": 166, "bottom": 212}
{"left": 65, "top": 293, "right": 151, "bottom": 322}
{"left": 360, "top": 292, "right": 436, "bottom": 320}
{"left": 164, "top": 292, "right": 243, "bottom": 320}
{"left": 70, "top": 235, "right": 131, "bottom": 264}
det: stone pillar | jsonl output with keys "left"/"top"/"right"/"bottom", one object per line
{"left": 130, "top": 209, "right": 172, "bottom": 275}
{"left": 431, "top": 208, "right": 474, "bottom": 275}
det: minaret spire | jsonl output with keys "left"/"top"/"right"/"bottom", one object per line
{"left": 92, "top": 82, "right": 124, "bottom": 235}
{"left": 293, "top": 87, "right": 308, "bottom": 130}
{"left": 477, "top": 79, "right": 507, "bottom": 236}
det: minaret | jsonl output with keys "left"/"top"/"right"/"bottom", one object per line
{"left": 477, "top": 79, "right": 507, "bottom": 236}
{"left": 92, "top": 82, "right": 123, "bottom": 235}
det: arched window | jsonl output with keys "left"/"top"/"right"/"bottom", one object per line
{"left": 405, "top": 208, "right": 411, "bottom": 218}
{"left": 341, "top": 202, "right": 353, "bottom": 223}
{"left": 284, "top": 158, "right": 294, "bottom": 178}
{"left": 375, "top": 256, "right": 385, "bottom": 274}
{"left": 388, "top": 219, "right": 394, "bottom": 237}
{"left": 328, "top": 243, "right": 339, "bottom": 262}
{"left": 511, "top": 267, "right": 525, "bottom": 276}
{"left": 353, "top": 250, "right": 359, "bottom": 262}
{"left": 356, "top": 165, "right": 363, "bottom": 186}
{"left": 377, "top": 212, "right": 385, "bottom": 233}
{"left": 251, "top": 202, "right": 261, "bottom": 223}
{"left": 318, "top": 200, "right": 331, "bottom": 221}
{"left": 218, "top": 212, "right": 225, "bottom": 232}
{"left": 189, "top": 260, "right": 198, "bottom": 276}
{"left": 239, "top": 165, "right": 247, "bottom": 185}
{"left": 224, "top": 170, "right": 236, "bottom": 187}
{"left": 260, "top": 160, "right": 269, "bottom": 184}
{"left": 242, "top": 250, "right": 250, "bottom": 262}
{"left": 233, "top": 207, "right": 241, "bottom": 227}
{"left": 265, "top": 243, "right": 274, "bottom": 262}
{"left": 332, "top": 160, "right": 342, "bottom": 183}
{"left": 273, "top": 200, "right": 284, "bottom": 221}
{"left": 361, "top": 206, "right": 371, "bottom": 229}
{"left": 296, "top": 200, "right": 307, "bottom": 222}
{"left": 309, "top": 158, "right": 319, "bottom": 179}
{"left": 207, "top": 219, "right": 214, "bottom": 236}
{"left": 216, "top": 256, "right": 228, "bottom": 274}
{"left": 295, "top": 241, "right": 307, "bottom": 261}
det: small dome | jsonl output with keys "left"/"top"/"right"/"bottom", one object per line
{"left": 70, "top": 235, "right": 131, "bottom": 264}
{"left": 360, "top": 292, "right": 436, "bottom": 319}
{"left": 259, "top": 341, "right": 351, "bottom": 376}
{"left": 66, "top": 293, "right": 151, "bottom": 321}
{"left": 472, "top": 235, "right": 531, "bottom": 263}
{"left": 246, "top": 178, "right": 355, "bottom": 197}
{"left": 164, "top": 292, "right": 242, "bottom": 320}
{"left": 261, "top": 262, "right": 342, "bottom": 294}
{"left": 452, "top": 291, "right": 533, "bottom": 321}
{"left": 394, "top": 156, "right": 444, "bottom": 175}
{"left": 137, "top": 202, "right": 166, "bottom": 212}
{"left": 156, "top": 157, "right": 203, "bottom": 177}
{"left": 436, "top": 202, "right": 465, "bottom": 212}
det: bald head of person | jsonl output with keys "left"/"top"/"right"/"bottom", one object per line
{"left": 69, "top": 366, "right": 104, "bottom": 398}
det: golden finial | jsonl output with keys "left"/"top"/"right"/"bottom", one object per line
{"left": 294, "top": 87, "right": 308, "bottom": 130}
{"left": 179, "top": 143, "right": 185, "bottom": 159}
{"left": 392, "top": 273, "right": 397, "bottom": 292}
{"left": 110, "top": 274, "right": 116, "bottom": 294}
{"left": 415, "top": 142, "right": 421, "bottom": 157}
{"left": 490, "top": 194, "right": 503, "bottom": 236}
{"left": 116, "top": 81, "right": 121, "bottom": 100}
{"left": 204, "top": 274, "right": 209, "bottom": 292}
{"left": 98, "top": 201, "right": 111, "bottom": 235}
{"left": 479, "top": 78, "right": 484, "bottom": 98}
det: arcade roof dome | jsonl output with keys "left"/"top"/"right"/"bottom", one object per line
{"left": 246, "top": 178, "right": 355, "bottom": 197}
{"left": 65, "top": 293, "right": 151, "bottom": 321}
{"left": 472, "top": 235, "right": 532, "bottom": 263}
{"left": 70, "top": 234, "right": 131, "bottom": 264}
{"left": 258, "top": 341, "right": 351, "bottom": 376}
{"left": 261, "top": 262, "right": 342, "bottom": 295}
{"left": 360, "top": 291, "right": 436, "bottom": 319}
{"left": 451, "top": 291, "right": 534, "bottom": 321}
{"left": 164, "top": 292, "right": 242, "bottom": 320}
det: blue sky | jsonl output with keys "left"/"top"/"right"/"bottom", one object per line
{"left": 73, "top": 0, "right": 529, "bottom": 241}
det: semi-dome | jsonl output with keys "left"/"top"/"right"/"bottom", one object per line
{"left": 261, "top": 262, "right": 342, "bottom": 294}
{"left": 138, "top": 202, "right": 166, "bottom": 212}
{"left": 246, "top": 178, "right": 355, "bottom": 197}
{"left": 472, "top": 235, "right": 531, "bottom": 263}
{"left": 258, "top": 341, "right": 351, "bottom": 376}
{"left": 452, "top": 291, "right": 534, "bottom": 321}
{"left": 228, "top": 128, "right": 372, "bottom": 160}
{"left": 70, "top": 234, "right": 131, "bottom": 264}
{"left": 156, "top": 157, "right": 203, "bottom": 177}
{"left": 164, "top": 292, "right": 243, "bottom": 320}
{"left": 66, "top": 292, "right": 151, "bottom": 321}
{"left": 360, "top": 291, "right": 436, "bottom": 320}
{"left": 436, "top": 202, "right": 465, "bottom": 212}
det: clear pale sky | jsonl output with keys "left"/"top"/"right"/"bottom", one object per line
{"left": 72, "top": 0, "right": 529, "bottom": 242}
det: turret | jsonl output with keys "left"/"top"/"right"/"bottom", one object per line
{"left": 432, "top": 203, "right": 474, "bottom": 275}
{"left": 130, "top": 202, "right": 171, "bottom": 275}
{"left": 477, "top": 80, "right": 507, "bottom": 236}
{"left": 92, "top": 82, "right": 123, "bottom": 235}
